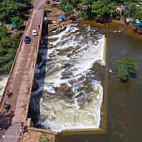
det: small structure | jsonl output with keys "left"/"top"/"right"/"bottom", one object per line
{"left": 125, "top": 17, "right": 133, "bottom": 26}
{"left": 10, "top": 22, "right": 18, "bottom": 30}
{"left": 116, "top": 4, "right": 125, "bottom": 12}
{"left": 133, "top": 20, "right": 142, "bottom": 34}
{"left": 139, "top": 0, "right": 142, "bottom": 5}
{"left": 10, "top": 22, "right": 16, "bottom": 29}
{"left": 58, "top": 14, "right": 66, "bottom": 21}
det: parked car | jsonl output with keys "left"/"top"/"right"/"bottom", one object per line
{"left": 32, "top": 29, "right": 38, "bottom": 36}
{"left": 24, "top": 36, "right": 31, "bottom": 44}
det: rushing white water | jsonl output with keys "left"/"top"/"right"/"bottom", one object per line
{"left": 37, "top": 24, "right": 106, "bottom": 132}
{"left": 0, "top": 75, "right": 8, "bottom": 101}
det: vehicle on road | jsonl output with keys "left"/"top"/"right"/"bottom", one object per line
{"left": 24, "top": 36, "right": 31, "bottom": 44}
{"left": 32, "top": 29, "right": 38, "bottom": 36}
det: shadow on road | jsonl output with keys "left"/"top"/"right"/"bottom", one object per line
{"left": 0, "top": 112, "right": 14, "bottom": 138}
{"left": 28, "top": 11, "right": 49, "bottom": 128}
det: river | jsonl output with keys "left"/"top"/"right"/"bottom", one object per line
{"left": 0, "top": 75, "right": 8, "bottom": 101}
{"left": 57, "top": 22, "right": 142, "bottom": 142}
{"left": 33, "top": 24, "right": 106, "bottom": 132}
{"left": 1, "top": 21, "right": 142, "bottom": 141}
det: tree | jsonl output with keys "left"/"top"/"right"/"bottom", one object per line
{"left": 92, "top": 1, "right": 111, "bottom": 22}
{"left": 64, "top": 3, "right": 73, "bottom": 14}
{"left": 134, "top": 6, "right": 142, "bottom": 22}
{"left": 114, "top": 57, "right": 137, "bottom": 81}
{"left": 11, "top": 16, "right": 23, "bottom": 27}
{"left": 0, "top": 0, "right": 31, "bottom": 22}
{"left": 0, "top": 26, "right": 8, "bottom": 39}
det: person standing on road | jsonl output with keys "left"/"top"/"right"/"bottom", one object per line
{"left": 6, "top": 89, "right": 13, "bottom": 98}
{"left": 38, "top": 25, "right": 40, "bottom": 29}
{"left": 20, "top": 122, "right": 28, "bottom": 136}
{"left": 19, "top": 122, "right": 24, "bottom": 136}
{"left": 4, "top": 102, "right": 10, "bottom": 113}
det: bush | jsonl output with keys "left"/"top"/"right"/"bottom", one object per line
{"left": 81, "top": 10, "right": 89, "bottom": 20}
{"left": 11, "top": 16, "right": 24, "bottom": 27}
{"left": 112, "top": 11, "right": 121, "bottom": 20}
{"left": 114, "top": 57, "right": 137, "bottom": 81}
{"left": 64, "top": 3, "right": 73, "bottom": 15}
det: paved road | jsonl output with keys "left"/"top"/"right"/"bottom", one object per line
{"left": 0, "top": 0, "right": 45, "bottom": 141}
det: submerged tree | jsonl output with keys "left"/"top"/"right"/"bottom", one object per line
{"left": 114, "top": 57, "right": 137, "bottom": 81}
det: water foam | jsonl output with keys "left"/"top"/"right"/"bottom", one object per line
{"left": 38, "top": 24, "right": 105, "bottom": 132}
{"left": 0, "top": 75, "right": 8, "bottom": 101}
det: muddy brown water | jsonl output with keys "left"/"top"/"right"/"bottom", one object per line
{"left": 55, "top": 22, "right": 142, "bottom": 142}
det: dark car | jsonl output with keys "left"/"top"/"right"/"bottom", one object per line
{"left": 24, "top": 36, "right": 31, "bottom": 44}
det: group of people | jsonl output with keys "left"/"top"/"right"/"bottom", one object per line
{"left": 20, "top": 122, "right": 27, "bottom": 136}
{"left": 3, "top": 89, "right": 13, "bottom": 113}
{"left": 3, "top": 90, "right": 28, "bottom": 135}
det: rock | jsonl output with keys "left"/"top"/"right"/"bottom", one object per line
{"left": 48, "top": 44, "right": 54, "bottom": 49}
{"left": 32, "top": 80, "right": 39, "bottom": 91}
{"left": 56, "top": 84, "right": 71, "bottom": 92}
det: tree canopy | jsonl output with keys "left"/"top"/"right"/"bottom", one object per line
{"left": 0, "top": 0, "right": 32, "bottom": 74}
{"left": 114, "top": 57, "right": 137, "bottom": 81}
{"left": 60, "top": 0, "right": 142, "bottom": 21}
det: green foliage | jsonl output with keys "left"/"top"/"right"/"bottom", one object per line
{"left": 112, "top": 11, "right": 121, "bottom": 20}
{"left": 70, "top": 0, "right": 81, "bottom": 6}
{"left": 0, "top": 0, "right": 31, "bottom": 74}
{"left": 0, "top": 0, "right": 32, "bottom": 22}
{"left": 58, "top": 3, "right": 65, "bottom": 11}
{"left": 81, "top": 10, "right": 90, "bottom": 20}
{"left": 124, "top": 2, "right": 137, "bottom": 17}
{"left": 39, "top": 137, "right": 51, "bottom": 142}
{"left": 0, "top": 34, "right": 19, "bottom": 74}
{"left": 114, "top": 57, "right": 137, "bottom": 81}
{"left": 0, "top": 26, "right": 8, "bottom": 39}
{"left": 64, "top": 3, "right": 73, "bottom": 14}
{"left": 11, "top": 16, "right": 24, "bottom": 26}
{"left": 134, "top": 6, "right": 142, "bottom": 22}
{"left": 60, "top": 0, "right": 141, "bottom": 22}
{"left": 92, "top": 1, "right": 111, "bottom": 21}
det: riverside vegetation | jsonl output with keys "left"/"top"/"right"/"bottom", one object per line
{"left": 58, "top": 0, "right": 139, "bottom": 82}
{"left": 114, "top": 57, "right": 137, "bottom": 81}
{"left": 0, "top": 0, "right": 32, "bottom": 74}
{"left": 1, "top": 0, "right": 141, "bottom": 75}
{"left": 59, "top": 0, "right": 142, "bottom": 22}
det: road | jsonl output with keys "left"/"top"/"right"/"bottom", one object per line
{"left": 0, "top": 0, "right": 45, "bottom": 141}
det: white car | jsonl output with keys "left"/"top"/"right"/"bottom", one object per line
{"left": 32, "top": 29, "right": 38, "bottom": 36}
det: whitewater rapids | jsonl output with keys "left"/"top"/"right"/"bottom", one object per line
{"left": 35, "top": 24, "right": 106, "bottom": 132}
{"left": 0, "top": 75, "right": 8, "bottom": 101}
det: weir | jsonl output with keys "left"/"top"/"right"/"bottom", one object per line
{"left": 33, "top": 23, "right": 107, "bottom": 134}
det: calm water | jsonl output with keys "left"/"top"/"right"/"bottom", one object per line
{"left": 56, "top": 23, "right": 142, "bottom": 142}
